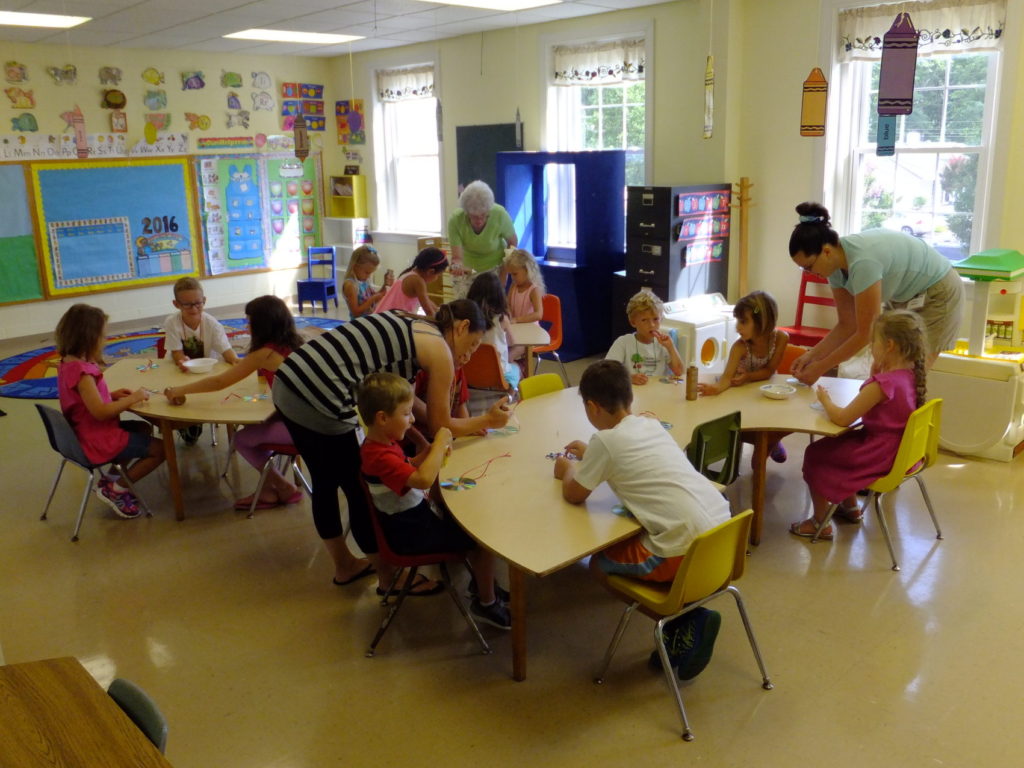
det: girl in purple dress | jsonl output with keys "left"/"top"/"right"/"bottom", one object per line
{"left": 790, "top": 310, "right": 927, "bottom": 540}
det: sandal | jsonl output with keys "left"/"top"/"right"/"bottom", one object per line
{"left": 789, "top": 518, "right": 833, "bottom": 540}
{"left": 833, "top": 503, "right": 864, "bottom": 524}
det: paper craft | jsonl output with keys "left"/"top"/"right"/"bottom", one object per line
{"left": 220, "top": 71, "right": 242, "bottom": 88}
{"left": 876, "top": 115, "right": 897, "bottom": 156}
{"left": 5, "top": 61, "right": 28, "bottom": 83}
{"left": 703, "top": 55, "right": 714, "bottom": 139}
{"left": 440, "top": 478, "right": 477, "bottom": 491}
{"left": 545, "top": 451, "right": 579, "bottom": 461}
{"left": 800, "top": 68, "right": 828, "bottom": 137}
{"left": 99, "top": 67, "right": 122, "bottom": 85}
{"left": 141, "top": 67, "right": 164, "bottom": 85}
{"left": 46, "top": 65, "right": 77, "bottom": 85}
{"left": 135, "top": 360, "right": 159, "bottom": 371}
{"left": 878, "top": 13, "right": 918, "bottom": 116}
{"left": 181, "top": 71, "right": 205, "bottom": 90}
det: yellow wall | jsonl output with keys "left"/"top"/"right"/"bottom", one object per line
{"left": 2, "top": 0, "right": 1022, "bottom": 339}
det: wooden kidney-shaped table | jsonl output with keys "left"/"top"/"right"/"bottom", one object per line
{"left": 441, "top": 375, "right": 859, "bottom": 680}
{"left": 104, "top": 357, "right": 275, "bottom": 521}
{"left": 0, "top": 657, "right": 173, "bottom": 767}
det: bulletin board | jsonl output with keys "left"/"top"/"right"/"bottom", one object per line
{"left": 31, "top": 158, "right": 200, "bottom": 297}
{"left": 0, "top": 164, "right": 43, "bottom": 304}
{"left": 195, "top": 152, "right": 322, "bottom": 276}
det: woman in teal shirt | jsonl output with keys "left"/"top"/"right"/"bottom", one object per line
{"left": 448, "top": 180, "right": 518, "bottom": 273}
{"left": 787, "top": 202, "right": 964, "bottom": 384}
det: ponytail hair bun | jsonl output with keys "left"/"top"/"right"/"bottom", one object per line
{"left": 434, "top": 298, "right": 487, "bottom": 334}
{"left": 789, "top": 201, "right": 839, "bottom": 257}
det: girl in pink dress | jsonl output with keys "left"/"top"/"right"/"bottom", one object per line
{"left": 503, "top": 248, "right": 545, "bottom": 371}
{"left": 791, "top": 310, "right": 927, "bottom": 540}
{"left": 373, "top": 247, "right": 448, "bottom": 317}
{"left": 56, "top": 304, "right": 165, "bottom": 519}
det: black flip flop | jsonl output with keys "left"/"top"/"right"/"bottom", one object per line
{"left": 332, "top": 563, "right": 375, "bottom": 586}
{"left": 376, "top": 573, "right": 444, "bottom": 597}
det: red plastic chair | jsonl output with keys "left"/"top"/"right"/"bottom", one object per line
{"left": 360, "top": 478, "right": 492, "bottom": 658}
{"left": 532, "top": 293, "right": 570, "bottom": 385}
{"left": 778, "top": 272, "right": 835, "bottom": 347}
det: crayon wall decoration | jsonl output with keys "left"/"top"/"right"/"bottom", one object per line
{"left": 703, "top": 55, "right": 714, "bottom": 140}
{"left": 800, "top": 68, "right": 828, "bottom": 137}
{"left": 878, "top": 13, "right": 918, "bottom": 115}
{"left": 876, "top": 115, "right": 897, "bottom": 156}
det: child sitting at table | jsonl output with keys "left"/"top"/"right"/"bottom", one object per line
{"left": 790, "top": 310, "right": 927, "bottom": 540}
{"left": 373, "top": 247, "right": 448, "bottom": 317}
{"left": 342, "top": 245, "right": 392, "bottom": 319}
{"left": 467, "top": 271, "right": 521, "bottom": 390}
{"left": 504, "top": 248, "right": 544, "bottom": 372}
{"left": 697, "top": 290, "right": 791, "bottom": 463}
{"left": 163, "top": 295, "right": 305, "bottom": 511}
{"left": 606, "top": 290, "right": 684, "bottom": 385}
{"left": 163, "top": 276, "right": 240, "bottom": 444}
{"left": 357, "top": 372, "right": 510, "bottom": 629}
{"left": 56, "top": 304, "right": 165, "bottom": 519}
{"left": 553, "top": 359, "right": 730, "bottom": 679}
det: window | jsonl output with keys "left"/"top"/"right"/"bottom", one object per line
{"left": 829, "top": 0, "right": 1005, "bottom": 260}
{"left": 546, "top": 36, "right": 648, "bottom": 249}
{"left": 373, "top": 65, "right": 441, "bottom": 234}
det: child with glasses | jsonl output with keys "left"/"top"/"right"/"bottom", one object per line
{"left": 163, "top": 277, "right": 240, "bottom": 372}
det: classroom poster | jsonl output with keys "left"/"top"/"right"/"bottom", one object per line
{"left": 0, "top": 164, "right": 43, "bottom": 303}
{"left": 335, "top": 100, "right": 365, "bottom": 145}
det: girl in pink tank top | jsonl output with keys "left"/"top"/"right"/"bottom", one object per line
{"left": 374, "top": 246, "right": 449, "bottom": 316}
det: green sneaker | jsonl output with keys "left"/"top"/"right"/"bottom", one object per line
{"left": 649, "top": 609, "right": 705, "bottom": 671}
{"left": 678, "top": 608, "right": 721, "bottom": 681}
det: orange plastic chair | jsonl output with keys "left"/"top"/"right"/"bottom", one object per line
{"left": 532, "top": 293, "right": 569, "bottom": 385}
{"left": 462, "top": 344, "right": 510, "bottom": 391}
{"left": 778, "top": 272, "right": 835, "bottom": 347}
{"left": 777, "top": 344, "right": 809, "bottom": 375}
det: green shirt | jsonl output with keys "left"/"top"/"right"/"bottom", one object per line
{"left": 829, "top": 229, "right": 952, "bottom": 302}
{"left": 447, "top": 204, "right": 516, "bottom": 272}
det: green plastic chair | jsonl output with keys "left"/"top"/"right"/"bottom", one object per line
{"left": 686, "top": 411, "right": 742, "bottom": 488}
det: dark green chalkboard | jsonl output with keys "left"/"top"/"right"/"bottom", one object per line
{"left": 455, "top": 123, "right": 519, "bottom": 195}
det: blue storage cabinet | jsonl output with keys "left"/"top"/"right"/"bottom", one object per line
{"left": 495, "top": 150, "right": 625, "bottom": 360}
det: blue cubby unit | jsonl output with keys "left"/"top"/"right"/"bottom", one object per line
{"left": 495, "top": 150, "right": 625, "bottom": 360}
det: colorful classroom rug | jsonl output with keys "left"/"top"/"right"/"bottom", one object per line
{"left": 0, "top": 316, "right": 342, "bottom": 400}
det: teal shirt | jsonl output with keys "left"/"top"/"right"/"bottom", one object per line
{"left": 447, "top": 204, "right": 516, "bottom": 272}
{"left": 829, "top": 229, "right": 952, "bottom": 302}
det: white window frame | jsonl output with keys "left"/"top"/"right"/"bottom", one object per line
{"left": 815, "top": 0, "right": 1009, "bottom": 251}
{"left": 371, "top": 58, "right": 445, "bottom": 237}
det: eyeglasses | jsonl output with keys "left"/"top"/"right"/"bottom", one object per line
{"left": 799, "top": 255, "right": 818, "bottom": 274}
{"left": 178, "top": 300, "right": 206, "bottom": 309}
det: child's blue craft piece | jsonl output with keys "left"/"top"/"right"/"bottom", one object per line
{"left": 440, "top": 477, "right": 477, "bottom": 491}
{"left": 241, "top": 393, "right": 269, "bottom": 401}
{"left": 611, "top": 504, "right": 635, "bottom": 519}
{"left": 546, "top": 451, "right": 579, "bottom": 461}
{"left": 487, "top": 424, "right": 520, "bottom": 436}
{"left": 660, "top": 420, "right": 673, "bottom": 431}
{"left": 135, "top": 360, "right": 159, "bottom": 372}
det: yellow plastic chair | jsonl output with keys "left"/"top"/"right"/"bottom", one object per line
{"left": 593, "top": 509, "right": 772, "bottom": 741}
{"left": 811, "top": 399, "right": 944, "bottom": 570}
{"left": 518, "top": 372, "right": 564, "bottom": 401}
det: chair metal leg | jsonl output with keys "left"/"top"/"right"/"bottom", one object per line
{"left": 366, "top": 567, "right": 419, "bottom": 657}
{"left": 290, "top": 457, "right": 313, "bottom": 496}
{"left": 871, "top": 492, "right": 901, "bottom": 571}
{"left": 912, "top": 474, "right": 943, "bottom": 539}
{"left": 209, "top": 423, "right": 218, "bottom": 447}
{"left": 725, "top": 586, "right": 773, "bottom": 690}
{"left": 247, "top": 455, "right": 276, "bottom": 519}
{"left": 71, "top": 471, "right": 97, "bottom": 542}
{"left": 439, "top": 563, "right": 492, "bottom": 655}
{"left": 593, "top": 602, "right": 638, "bottom": 683}
{"left": 553, "top": 352, "right": 570, "bottom": 386}
{"left": 810, "top": 503, "right": 839, "bottom": 543}
{"left": 41, "top": 458, "right": 68, "bottom": 521}
{"left": 654, "top": 616, "right": 696, "bottom": 741}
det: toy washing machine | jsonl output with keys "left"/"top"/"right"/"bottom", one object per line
{"left": 661, "top": 293, "right": 736, "bottom": 375}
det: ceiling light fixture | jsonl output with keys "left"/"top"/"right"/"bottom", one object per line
{"left": 224, "top": 29, "right": 363, "bottom": 44}
{"left": 0, "top": 11, "right": 91, "bottom": 28}
{"left": 429, "top": 0, "right": 561, "bottom": 10}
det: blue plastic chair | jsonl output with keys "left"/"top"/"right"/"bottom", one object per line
{"left": 297, "top": 246, "right": 338, "bottom": 313}
{"left": 107, "top": 678, "right": 168, "bottom": 753}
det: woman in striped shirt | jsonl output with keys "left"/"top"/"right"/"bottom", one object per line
{"left": 272, "top": 300, "right": 511, "bottom": 592}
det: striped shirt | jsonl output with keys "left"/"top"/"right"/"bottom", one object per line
{"left": 273, "top": 312, "right": 420, "bottom": 431}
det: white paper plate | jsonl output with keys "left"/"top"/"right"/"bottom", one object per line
{"left": 760, "top": 383, "right": 797, "bottom": 400}
{"left": 183, "top": 357, "right": 216, "bottom": 374}
{"left": 809, "top": 401, "right": 825, "bottom": 411}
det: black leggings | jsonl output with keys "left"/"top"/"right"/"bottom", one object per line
{"left": 279, "top": 414, "right": 375, "bottom": 554}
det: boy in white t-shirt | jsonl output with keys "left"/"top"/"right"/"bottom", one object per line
{"left": 163, "top": 277, "right": 240, "bottom": 372}
{"left": 605, "top": 290, "right": 683, "bottom": 385}
{"left": 162, "top": 277, "right": 240, "bottom": 444}
{"left": 553, "top": 359, "right": 730, "bottom": 679}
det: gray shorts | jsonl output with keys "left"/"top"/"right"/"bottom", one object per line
{"left": 887, "top": 267, "right": 964, "bottom": 358}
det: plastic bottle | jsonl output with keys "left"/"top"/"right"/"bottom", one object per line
{"left": 686, "top": 365, "right": 698, "bottom": 401}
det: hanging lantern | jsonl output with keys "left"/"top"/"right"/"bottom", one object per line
{"left": 878, "top": 13, "right": 918, "bottom": 116}
{"left": 293, "top": 113, "right": 309, "bottom": 161}
{"left": 800, "top": 68, "right": 828, "bottom": 137}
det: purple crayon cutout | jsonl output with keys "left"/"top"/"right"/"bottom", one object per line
{"left": 878, "top": 12, "right": 918, "bottom": 116}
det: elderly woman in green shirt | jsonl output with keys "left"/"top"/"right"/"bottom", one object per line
{"left": 448, "top": 180, "right": 518, "bottom": 274}
{"left": 787, "top": 201, "right": 964, "bottom": 385}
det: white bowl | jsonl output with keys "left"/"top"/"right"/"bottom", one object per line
{"left": 183, "top": 357, "right": 216, "bottom": 374}
{"left": 760, "top": 383, "right": 797, "bottom": 400}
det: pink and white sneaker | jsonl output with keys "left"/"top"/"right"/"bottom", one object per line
{"left": 94, "top": 477, "right": 141, "bottom": 519}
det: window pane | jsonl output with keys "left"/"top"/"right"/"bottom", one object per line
{"left": 938, "top": 152, "right": 979, "bottom": 249}
{"left": 602, "top": 86, "right": 623, "bottom": 105}
{"left": 626, "top": 82, "right": 645, "bottom": 102}
{"left": 914, "top": 58, "right": 947, "bottom": 88}
{"left": 946, "top": 88, "right": 985, "bottom": 144}
{"left": 395, "top": 156, "right": 440, "bottom": 232}
{"left": 582, "top": 108, "right": 599, "bottom": 147}
{"left": 601, "top": 106, "right": 623, "bottom": 148}
{"left": 626, "top": 105, "right": 645, "bottom": 147}
{"left": 904, "top": 90, "right": 944, "bottom": 143}
{"left": 950, "top": 54, "right": 988, "bottom": 86}
{"left": 625, "top": 151, "right": 644, "bottom": 187}
{"left": 396, "top": 99, "right": 438, "bottom": 154}
{"left": 581, "top": 87, "right": 598, "bottom": 106}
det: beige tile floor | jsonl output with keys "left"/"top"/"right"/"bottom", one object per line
{"left": 2, "top": 307, "right": 1023, "bottom": 766}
